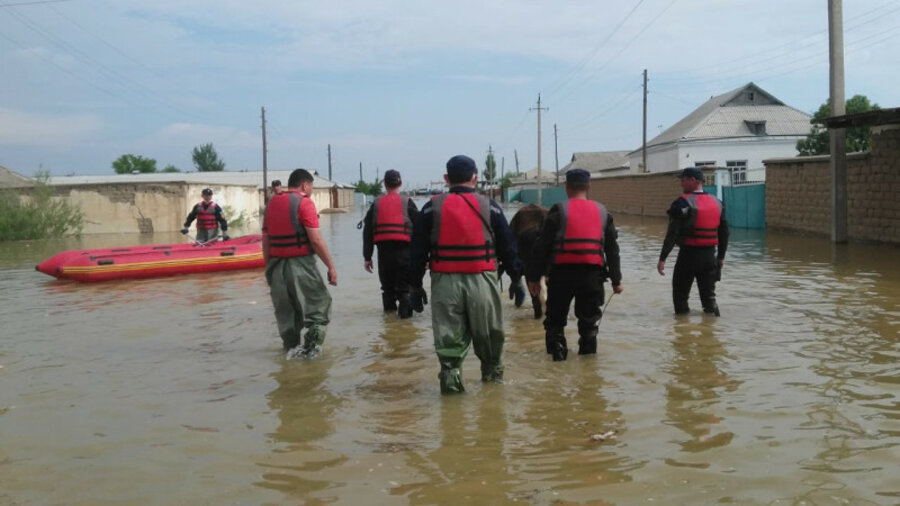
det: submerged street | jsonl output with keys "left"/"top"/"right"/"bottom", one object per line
{"left": 0, "top": 207, "right": 897, "bottom": 504}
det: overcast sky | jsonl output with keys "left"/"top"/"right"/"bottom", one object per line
{"left": 2, "top": 0, "right": 898, "bottom": 188}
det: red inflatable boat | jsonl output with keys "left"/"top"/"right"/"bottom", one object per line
{"left": 36, "top": 235, "right": 265, "bottom": 282}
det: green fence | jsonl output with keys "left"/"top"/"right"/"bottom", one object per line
{"left": 704, "top": 183, "right": 766, "bottom": 229}
{"left": 505, "top": 186, "right": 567, "bottom": 207}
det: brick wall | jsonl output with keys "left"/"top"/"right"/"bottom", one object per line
{"left": 587, "top": 169, "right": 711, "bottom": 217}
{"left": 765, "top": 126, "right": 900, "bottom": 244}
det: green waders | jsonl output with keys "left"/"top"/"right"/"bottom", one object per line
{"left": 430, "top": 271, "right": 505, "bottom": 394}
{"left": 197, "top": 228, "right": 219, "bottom": 242}
{"left": 266, "top": 255, "right": 332, "bottom": 352}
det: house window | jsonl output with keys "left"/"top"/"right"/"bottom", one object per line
{"left": 745, "top": 120, "right": 766, "bottom": 135}
{"left": 726, "top": 160, "right": 747, "bottom": 184}
{"left": 694, "top": 161, "right": 715, "bottom": 167}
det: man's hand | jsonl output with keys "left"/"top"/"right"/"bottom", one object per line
{"left": 222, "top": 234, "right": 230, "bottom": 241}
{"left": 364, "top": 260, "right": 374, "bottom": 273}
{"left": 657, "top": 260, "right": 666, "bottom": 276}
{"left": 613, "top": 284, "right": 624, "bottom": 294}
{"left": 527, "top": 281, "right": 541, "bottom": 297}
{"left": 181, "top": 228, "right": 189, "bottom": 235}
{"left": 327, "top": 267, "right": 337, "bottom": 286}
{"left": 411, "top": 287, "right": 428, "bottom": 312}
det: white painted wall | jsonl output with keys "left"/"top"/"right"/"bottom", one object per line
{"left": 629, "top": 136, "right": 804, "bottom": 175}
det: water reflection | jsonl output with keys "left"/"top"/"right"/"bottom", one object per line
{"left": 257, "top": 359, "right": 345, "bottom": 500}
{"left": 664, "top": 321, "right": 740, "bottom": 464}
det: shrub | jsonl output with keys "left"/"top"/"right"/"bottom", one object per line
{"left": 0, "top": 172, "right": 84, "bottom": 241}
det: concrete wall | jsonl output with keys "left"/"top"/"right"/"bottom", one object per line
{"left": 765, "top": 125, "right": 900, "bottom": 244}
{"left": 18, "top": 183, "right": 260, "bottom": 235}
{"left": 587, "top": 169, "right": 713, "bottom": 217}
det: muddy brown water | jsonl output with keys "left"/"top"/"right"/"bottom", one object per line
{"left": 0, "top": 207, "right": 897, "bottom": 505}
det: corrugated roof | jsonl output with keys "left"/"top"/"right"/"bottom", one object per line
{"left": 561, "top": 151, "right": 630, "bottom": 173}
{"left": 44, "top": 170, "right": 353, "bottom": 189}
{"left": 640, "top": 83, "right": 811, "bottom": 151}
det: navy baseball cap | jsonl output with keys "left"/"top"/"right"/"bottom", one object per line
{"left": 676, "top": 167, "right": 705, "bottom": 180}
{"left": 566, "top": 169, "right": 591, "bottom": 184}
{"left": 201, "top": 188, "right": 213, "bottom": 195}
{"left": 446, "top": 155, "right": 477, "bottom": 179}
{"left": 384, "top": 169, "right": 401, "bottom": 184}
{"left": 270, "top": 180, "right": 282, "bottom": 187}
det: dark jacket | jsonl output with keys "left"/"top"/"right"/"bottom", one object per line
{"left": 362, "top": 195, "right": 419, "bottom": 261}
{"left": 658, "top": 191, "right": 729, "bottom": 262}
{"left": 408, "top": 186, "right": 521, "bottom": 288}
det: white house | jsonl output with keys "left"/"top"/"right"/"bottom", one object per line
{"left": 629, "top": 83, "right": 812, "bottom": 183}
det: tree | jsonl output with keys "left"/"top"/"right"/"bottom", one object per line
{"left": 112, "top": 154, "right": 157, "bottom": 174}
{"left": 797, "top": 95, "right": 880, "bottom": 156}
{"left": 162, "top": 164, "right": 180, "bottom": 173}
{"left": 483, "top": 151, "right": 497, "bottom": 187}
{"left": 192, "top": 143, "right": 225, "bottom": 172}
{"left": 354, "top": 178, "right": 383, "bottom": 197}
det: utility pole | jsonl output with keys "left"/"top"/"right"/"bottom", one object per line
{"left": 531, "top": 94, "right": 548, "bottom": 205}
{"left": 486, "top": 144, "right": 494, "bottom": 194}
{"left": 554, "top": 123, "right": 559, "bottom": 186}
{"left": 261, "top": 107, "right": 269, "bottom": 203}
{"left": 828, "top": 0, "right": 847, "bottom": 243}
{"left": 327, "top": 144, "right": 333, "bottom": 181}
{"left": 359, "top": 162, "right": 363, "bottom": 182}
{"left": 500, "top": 156, "right": 505, "bottom": 202}
{"left": 642, "top": 69, "right": 648, "bottom": 173}
{"left": 514, "top": 149, "right": 520, "bottom": 174}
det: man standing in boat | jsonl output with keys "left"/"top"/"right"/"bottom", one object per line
{"left": 182, "top": 188, "right": 229, "bottom": 243}
{"left": 263, "top": 169, "right": 338, "bottom": 359}
{"left": 362, "top": 169, "right": 420, "bottom": 318}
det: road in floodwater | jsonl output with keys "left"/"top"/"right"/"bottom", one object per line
{"left": 0, "top": 206, "right": 898, "bottom": 505}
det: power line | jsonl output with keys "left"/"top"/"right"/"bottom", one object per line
{"left": 542, "top": 0, "right": 646, "bottom": 101}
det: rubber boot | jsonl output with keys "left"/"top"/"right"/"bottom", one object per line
{"left": 545, "top": 327, "right": 568, "bottom": 361}
{"left": 577, "top": 322, "right": 598, "bottom": 355}
{"left": 397, "top": 292, "right": 413, "bottom": 319}
{"left": 438, "top": 368, "right": 465, "bottom": 394}
{"left": 481, "top": 362, "right": 504, "bottom": 383}
{"left": 703, "top": 304, "right": 720, "bottom": 317}
{"left": 382, "top": 292, "right": 397, "bottom": 312}
{"left": 300, "top": 326, "right": 325, "bottom": 359}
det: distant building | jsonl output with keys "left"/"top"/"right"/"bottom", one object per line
{"left": 560, "top": 151, "right": 631, "bottom": 178}
{"left": 507, "top": 167, "right": 560, "bottom": 190}
{"left": 0, "top": 165, "right": 34, "bottom": 188}
{"left": 628, "top": 82, "right": 813, "bottom": 183}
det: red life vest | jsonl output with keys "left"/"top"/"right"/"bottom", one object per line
{"left": 553, "top": 198, "right": 607, "bottom": 266}
{"left": 429, "top": 192, "right": 496, "bottom": 273}
{"left": 372, "top": 193, "right": 412, "bottom": 243}
{"left": 682, "top": 193, "right": 722, "bottom": 246}
{"left": 265, "top": 191, "right": 311, "bottom": 257}
{"left": 196, "top": 201, "right": 220, "bottom": 230}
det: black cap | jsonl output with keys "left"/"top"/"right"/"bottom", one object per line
{"left": 201, "top": 188, "right": 213, "bottom": 195}
{"left": 676, "top": 167, "right": 705, "bottom": 180}
{"left": 271, "top": 180, "right": 282, "bottom": 188}
{"left": 384, "top": 170, "right": 401, "bottom": 184}
{"left": 446, "top": 155, "right": 477, "bottom": 179}
{"left": 566, "top": 169, "right": 591, "bottom": 184}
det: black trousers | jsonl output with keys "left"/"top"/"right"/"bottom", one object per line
{"left": 672, "top": 246, "right": 718, "bottom": 314}
{"left": 376, "top": 241, "right": 411, "bottom": 300}
{"left": 544, "top": 265, "right": 606, "bottom": 334}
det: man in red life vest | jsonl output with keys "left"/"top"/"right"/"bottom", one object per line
{"left": 263, "top": 169, "right": 338, "bottom": 359}
{"left": 657, "top": 167, "right": 729, "bottom": 316}
{"left": 408, "top": 155, "right": 522, "bottom": 394}
{"left": 526, "top": 169, "right": 624, "bottom": 361}
{"left": 182, "top": 188, "right": 229, "bottom": 242}
{"left": 362, "top": 169, "right": 420, "bottom": 318}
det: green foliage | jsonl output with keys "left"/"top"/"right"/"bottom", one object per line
{"left": 797, "top": 95, "right": 880, "bottom": 156}
{"left": 483, "top": 151, "right": 497, "bottom": 184}
{"left": 499, "top": 173, "right": 514, "bottom": 189}
{"left": 220, "top": 204, "right": 248, "bottom": 229}
{"left": 192, "top": 143, "right": 226, "bottom": 172}
{"left": 162, "top": 164, "right": 180, "bottom": 173}
{"left": 112, "top": 154, "right": 157, "bottom": 174}
{"left": 354, "top": 178, "right": 383, "bottom": 197}
{"left": 0, "top": 171, "right": 83, "bottom": 241}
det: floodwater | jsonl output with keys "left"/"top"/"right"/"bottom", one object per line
{"left": 1, "top": 206, "right": 898, "bottom": 505}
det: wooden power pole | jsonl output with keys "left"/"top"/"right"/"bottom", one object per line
{"left": 261, "top": 106, "right": 268, "bottom": 203}
{"left": 531, "top": 94, "right": 548, "bottom": 205}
